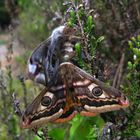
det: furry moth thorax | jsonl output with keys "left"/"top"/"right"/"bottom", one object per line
{"left": 21, "top": 62, "right": 129, "bottom": 129}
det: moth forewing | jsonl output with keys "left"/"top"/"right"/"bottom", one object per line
{"left": 21, "top": 109, "right": 64, "bottom": 129}
{"left": 59, "top": 62, "right": 129, "bottom": 115}
{"left": 27, "top": 38, "right": 51, "bottom": 85}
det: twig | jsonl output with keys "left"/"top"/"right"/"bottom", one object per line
{"left": 0, "top": 71, "right": 8, "bottom": 120}
{"left": 113, "top": 53, "right": 125, "bottom": 89}
{"left": 32, "top": 127, "right": 52, "bottom": 140}
{"left": 12, "top": 93, "right": 22, "bottom": 117}
{"left": 82, "top": 0, "right": 90, "bottom": 10}
{"left": 18, "top": 75, "right": 28, "bottom": 108}
{"left": 100, "top": 122, "right": 117, "bottom": 140}
{"left": 116, "top": 53, "right": 125, "bottom": 89}
{"left": 70, "top": 0, "right": 90, "bottom": 60}
{"left": 134, "top": 0, "right": 140, "bottom": 22}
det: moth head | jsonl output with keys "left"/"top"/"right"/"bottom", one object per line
{"left": 21, "top": 89, "right": 64, "bottom": 128}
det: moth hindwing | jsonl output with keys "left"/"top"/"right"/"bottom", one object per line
{"left": 21, "top": 88, "right": 65, "bottom": 128}
{"left": 21, "top": 62, "right": 129, "bottom": 128}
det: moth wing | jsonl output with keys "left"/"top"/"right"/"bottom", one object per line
{"left": 27, "top": 38, "right": 51, "bottom": 85}
{"left": 59, "top": 62, "right": 129, "bottom": 116}
{"left": 21, "top": 88, "right": 65, "bottom": 128}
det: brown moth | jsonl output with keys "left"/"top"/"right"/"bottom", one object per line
{"left": 21, "top": 62, "right": 129, "bottom": 128}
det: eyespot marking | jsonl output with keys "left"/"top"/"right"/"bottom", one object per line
{"left": 41, "top": 96, "right": 52, "bottom": 107}
{"left": 92, "top": 86, "right": 103, "bottom": 96}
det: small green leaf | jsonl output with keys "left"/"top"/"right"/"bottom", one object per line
{"left": 97, "top": 36, "right": 105, "bottom": 43}
{"left": 75, "top": 43, "right": 81, "bottom": 54}
{"left": 75, "top": 43, "right": 82, "bottom": 60}
{"left": 137, "top": 35, "right": 140, "bottom": 41}
{"left": 128, "top": 41, "right": 133, "bottom": 49}
{"left": 132, "top": 48, "right": 140, "bottom": 57}
{"left": 69, "top": 10, "right": 77, "bottom": 25}
{"left": 67, "top": 21, "right": 73, "bottom": 27}
{"left": 127, "top": 61, "right": 133, "bottom": 69}
{"left": 70, "top": 10, "right": 75, "bottom": 18}
{"left": 85, "top": 16, "right": 95, "bottom": 33}
{"left": 87, "top": 16, "right": 94, "bottom": 27}
{"left": 131, "top": 37, "right": 136, "bottom": 42}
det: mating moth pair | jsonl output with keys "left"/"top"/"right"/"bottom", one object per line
{"left": 21, "top": 26, "right": 129, "bottom": 129}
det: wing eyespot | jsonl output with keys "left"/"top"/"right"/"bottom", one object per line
{"left": 41, "top": 96, "right": 52, "bottom": 107}
{"left": 92, "top": 86, "right": 103, "bottom": 96}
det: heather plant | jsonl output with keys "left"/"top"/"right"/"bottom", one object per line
{"left": 0, "top": 0, "right": 140, "bottom": 140}
{"left": 121, "top": 35, "right": 140, "bottom": 138}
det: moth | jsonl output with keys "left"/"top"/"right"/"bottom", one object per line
{"left": 28, "top": 25, "right": 80, "bottom": 85}
{"left": 21, "top": 62, "right": 129, "bottom": 128}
